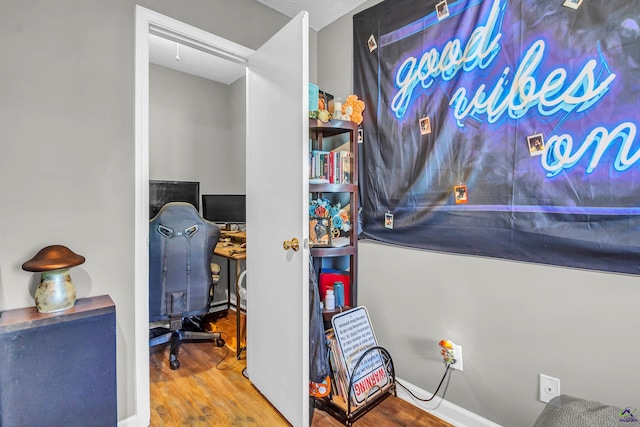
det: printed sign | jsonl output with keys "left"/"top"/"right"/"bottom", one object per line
{"left": 331, "top": 307, "right": 391, "bottom": 405}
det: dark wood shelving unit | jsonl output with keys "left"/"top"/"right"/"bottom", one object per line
{"left": 309, "top": 118, "right": 359, "bottom": 306}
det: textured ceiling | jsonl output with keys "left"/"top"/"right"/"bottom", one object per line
{"left": 255, "top": 0, "right": 368, "bottom": 31}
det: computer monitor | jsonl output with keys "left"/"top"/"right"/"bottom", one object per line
{"left": 149, "top": 180, "right": 200, "bottom": 219}
{"left": 202, "top": 194, "right": 246, "bottom": 224}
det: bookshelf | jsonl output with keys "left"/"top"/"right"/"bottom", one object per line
{"left": 309, "top": 118, "right": 359, "bottom": 309}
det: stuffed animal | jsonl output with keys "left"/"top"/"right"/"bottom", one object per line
{"left": 342, "top": 95, "right": 365, "bottom": 125}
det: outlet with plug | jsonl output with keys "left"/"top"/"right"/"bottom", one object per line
{"left": 439, "top": 339, "right": 463, "bottom": 371}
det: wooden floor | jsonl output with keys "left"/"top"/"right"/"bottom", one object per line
{"left": 150, "top": 311, "right": 453, "bottom": 427}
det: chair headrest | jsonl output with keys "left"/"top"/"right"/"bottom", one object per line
{"left": 150, "top": 202, "right": 204, "bottom": 227}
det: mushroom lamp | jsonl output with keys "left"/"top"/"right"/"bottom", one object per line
{"left": 22, "top": 245, "right": 85, "bottom": 313}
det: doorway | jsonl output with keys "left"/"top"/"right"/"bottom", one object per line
{"left": 135, "top": 6, "right": 254, "bottom": 423}
{"left": 135, "top": 8, "right": 310, "bottom": 426}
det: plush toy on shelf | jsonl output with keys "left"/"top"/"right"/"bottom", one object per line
{"left": 309, "top": 94, "right": 365, "bottom": 124}
{"left": 342, "top": 94, "right": 365, "bottom": 125}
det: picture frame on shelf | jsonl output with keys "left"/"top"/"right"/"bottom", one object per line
{"left": 310, "top": 217, "right": 331, "bottom": 247}
{"left": 319, "top": 90, "right": 334, "bottom": 113}
{"left": 330, "top": 226, "right": 349, "bottom": 247}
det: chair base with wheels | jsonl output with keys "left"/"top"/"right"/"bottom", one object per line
{"left": 150, "top": 315, "right": 225, "bottom": 370}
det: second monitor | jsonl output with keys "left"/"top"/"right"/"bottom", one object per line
{"left": 202, "top": 194, "right": 246, "bottom": 226}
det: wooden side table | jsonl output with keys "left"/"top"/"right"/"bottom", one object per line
{"left": 0, "top": 295, "right": 117, "bottom": 426}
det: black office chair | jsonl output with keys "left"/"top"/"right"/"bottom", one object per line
{"left": 149, "top": 202, "right": 225, "bottom": 370}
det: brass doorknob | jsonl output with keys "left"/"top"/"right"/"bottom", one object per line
{"left": 283, "top": 238, "right": 300, "bottom": 251}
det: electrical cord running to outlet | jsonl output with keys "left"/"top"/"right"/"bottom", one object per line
{"left": 395, "top": 363, "right": 451, "bottom": 402}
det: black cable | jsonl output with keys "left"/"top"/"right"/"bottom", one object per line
{"left": 215, "top": 335, "right": 249, "bottom": 371}
{"left": 395, "top": 363, "right": 451, "bottom": 402}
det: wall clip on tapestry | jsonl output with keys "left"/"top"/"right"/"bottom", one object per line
{"left": 527, "top": 132, "right": 545, "bottom": 156}
{"left": 563, "top": 0, "right": 583, "bottom": 10}
{"left": 385, "top": 211, "right": 394, "bottom": 229}
{"left": 454, "top": 184, "right": 468, "bottom": 204}
{"left": 368, "top": 34, "right": 377, "bottom": 52}
{"left": 419, "top": 116, "right": 432, "bottom": 135}
{"left": 436, "top": 0, "right": 450, "bottom": 20}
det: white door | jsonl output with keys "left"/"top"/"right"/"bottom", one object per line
{"left": 246, "top": 11, "right": 310, "bottom": 427}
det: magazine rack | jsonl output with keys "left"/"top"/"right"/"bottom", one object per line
{"left": 315, "top": 345, "right": 396, "bottom": 426}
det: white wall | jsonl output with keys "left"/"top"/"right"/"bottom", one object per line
{"left": 317, "top": 1, "right": 640, "bottom": 426}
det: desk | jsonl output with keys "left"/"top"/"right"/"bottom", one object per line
{"left": 214, "top": 243, "right": 246, "bottom": 358}
{"left": 220, "top": 229, "right": 246, "bottom": 244}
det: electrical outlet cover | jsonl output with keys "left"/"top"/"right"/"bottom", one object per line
{"left": 450, "top": 344, "right": 463, "bottom": 371}
{"left": 539, "top": 374, "right": 560, "bottom": 403}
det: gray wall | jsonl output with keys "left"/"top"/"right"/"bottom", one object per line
{"left": 317, "top": 1, "right": 640, "bottom": 426}
{"left": 229, "top": 77, "right": 247, "bottom": 190}
{"left": 0, "top": 0, "right": 291, "bottom": 422}
{"left": 149, "top": 64, "right": 245, "bottom": 194}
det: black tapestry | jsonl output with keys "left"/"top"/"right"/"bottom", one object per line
{"left": 354, "top": 0, "right": 640, "bottom": 274}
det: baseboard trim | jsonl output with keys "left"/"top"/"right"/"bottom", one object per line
{"left": 118, "top": 414, "right": 139, "bottom": 427}
{"left": 395, "top": 377, "right": 502, "bottom": 427}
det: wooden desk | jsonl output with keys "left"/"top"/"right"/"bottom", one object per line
{"left": 220, "top": 230, "right": 246, "bottom": 244}
{"left": 214, "top": 244, "right": 246, "bottom": 358}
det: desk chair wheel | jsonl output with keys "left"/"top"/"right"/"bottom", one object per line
{"left": 215, "top": 338, "right": 225, "bottom": 347}
{"left": 170, "top": 356, "right": 181, "bottom": 370}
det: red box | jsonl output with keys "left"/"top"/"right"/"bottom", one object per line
{"left": 319, "top": 270, "right": 350, "bottom": 307}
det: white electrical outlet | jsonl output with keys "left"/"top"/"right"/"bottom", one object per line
{"left": 539, "top": 374, "right": 560, "bottom": 403}
{"left": 450, "top": 344, "right": 463, "bottom": 371}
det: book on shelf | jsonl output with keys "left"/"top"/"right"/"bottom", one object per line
{"left": 326, "top": 307, "right": 391, "bottom": 408}
{"left": 341, "top": 152, "right": 351, "bottom": 184}
{"left": 309, "top": 150, "right": 351, "bottom": 184}
{"left": 329, "top": 152, "right": 335, "bottom": 184}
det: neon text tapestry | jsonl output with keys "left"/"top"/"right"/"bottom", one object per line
{"left": 354, "top": 0, "right": 640, "bottom": 274}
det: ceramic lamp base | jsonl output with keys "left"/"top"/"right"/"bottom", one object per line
{"left": 35, "top": 269, "right": 77, "bottom": 313}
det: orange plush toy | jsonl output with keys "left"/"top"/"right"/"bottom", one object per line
{"left": 342, "top": 95, "right": 365, "bottom": 125}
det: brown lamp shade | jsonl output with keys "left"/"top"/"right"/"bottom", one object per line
{"left": 22, "top": 245, "right": 85, "bottom": 272}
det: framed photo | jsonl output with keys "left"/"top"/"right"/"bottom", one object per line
{"left": 319, "top": 90, "right": 334, "bottom": 113}
{"left": 527, "top": 133, "right": 545, "bottom": 156}
{"left": 562, "top": 0, "right": 583, "bottom": 9}
{"left": 310, "top": 217, "right": 331, "bottom": 246}
{"left": 436, "top": 0, "right": 450, "bottom": 20}
{"left": 419, "top": 116, "right": 432, "bottom": 135}
{"left": 454, "top": 185, "right": 468, "bottom": 204}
